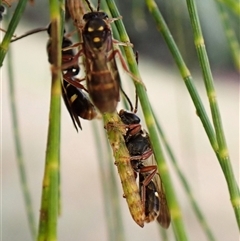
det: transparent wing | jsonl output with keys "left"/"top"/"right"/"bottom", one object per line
{"left": 142, "top": 155, "right": 171, "bottom": 228}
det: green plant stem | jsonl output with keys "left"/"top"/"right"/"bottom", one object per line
{"left": 105, "top": 0, "right": 189, "bottom": 240}
{"left": 215, "top": 1, "right": 240, "bottom": 70}
{"left": 92, "top": 122, "right": 125, "bottom": 241}
{"left": 37, "top": 1, "right": 63, "bottom": 240}
{"left": 103, "top": 112, "right": 145, "bottom": 228}
{"left": 186, "top": 0, "right": 240, "bottom": 228}
{"left": 144, "top": 0, "right": 219, "bottom": 152}
{"left": 152, "top": 108, "right": 216, "bottom": 241}
{"left": 0, "top": 0, "right": 28, "bottom": 66}
{"left": 6, "top": 45, "right": 37, "bottom": 240}
{"left": 146, "top": 0, "right": 239, "bottom": 230}
{"left": 145, "top": 2, "right": 219, "bottom": 235}
{"left": 216, "top": 0, "right": 240, "bottom": 15}
{"left": 158, "top": 228, "right": 169, "bottom": 241}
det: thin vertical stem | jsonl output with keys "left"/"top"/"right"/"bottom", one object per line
{"left": 92, "top": 122, "right": 125, "bottom": 241}
{"left": 37, "top": 0, "right": 63, "bottom": 240}
{"left": 103, "top": 112, "right": 145, "bottom": 228}
{"left": 152, "top": 108, "right": 216, "bottom": 241}
{"left": 215, "top": 1, "right": 240, "bottom": 70}
{"left": 144, "top": 0, "right": 218, "bottom": 153}
{"left": 186, "top": 0, "right": 240, "bottom": 228}
{"left": 216, "top": 0, "right": 240, "bottom": 15}
{"left": 105, "top": 0, "right": 189, "bottom": 240}
{"left": 0, "top": 0, "right": 28, "bottom": 66}
{"left": 6, "top": 45, "right": 37, "bottom": 241}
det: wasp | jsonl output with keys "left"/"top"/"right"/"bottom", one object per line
{"left": 76, "top": 0, "right": 121, "bottom": 113}
{"left": 119, "top": 109, "right": 171, "bottom": 228}
{"left": 47, "top": 24, "right": 97, "bottom": 131}
{"left": 63, "top": 0, "right": 134, "bottom": 113}
{"left": 63, "top": 0, "right": 139, "bottom": 113}
{"left": 10, "top": 21, "right": 98, "bottom": 130}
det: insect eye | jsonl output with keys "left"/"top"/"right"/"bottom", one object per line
{"left": 100, "top": 12, "right": 108, "bottom": 19}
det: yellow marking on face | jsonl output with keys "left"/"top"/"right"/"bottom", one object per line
{"left": 98, "top": 26, "right": 104, "bottom": 31}
{"left": 70, "top": 94, "right": 78, "bottom": 103}
{"left": 93, "top": 37, "right": 101, "bottom": 42}
{"left": 88, "top": 27, "right": 94, "bottom": 32}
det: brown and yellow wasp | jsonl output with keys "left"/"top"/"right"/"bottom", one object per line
{"left": 119, "top": 109, "right": 171, "bottom": 228}
{"left": 82, "top": 10, "right": 120, "bottom": 113}
{"left": 64, "top": 0, "right": 134, "bottom": 113}
{"left": 78, "top": 0, "right": 122, "bottom": 113}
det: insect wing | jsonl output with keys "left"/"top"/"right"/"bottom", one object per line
{"left": 153, "top": 172, "right": 171, "bottom": 228}
{"left": 141, "top": 156, "right": 171, "bottom": 228}
{"left": 62, "top": 79, "right": 98, "bottom": 131}
{"left": 61, "top": 81, "right": 82, "bottom": 131}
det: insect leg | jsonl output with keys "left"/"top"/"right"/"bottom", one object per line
{"left": 130, "top": 149, "right": 153, "bottom": 162}
{"left": 63, "top": 75, "right": 87, "bottom": 91}
{"left": 109, "top": 49, "right": 146, "bottom": 88}
{"left": 112, "top": 38, "right": 133, "bottom": 47}
{"left": 138, "top": 165, "right": 158, "bottom": 212}
{"left": 61, "top": 46, "right": 83, "bottom": 72}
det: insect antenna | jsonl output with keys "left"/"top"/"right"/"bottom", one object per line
{"left": 133, "top": 51, "right": 139, "bottom": 113}
{"left": 85, "top": 0, "right": 93, "bottom": 12}
{"left": 120, "top": 86, "right": 133, "bottom": 111}
{"left": 97, "top": 0, "right": 101, "bottom": 11}
{"left": 120, "top": 51, "right": 139, "bottom": 112}
{"left": 11, "top": 26, "right": 48, "bottom": 42}
{"left": 133, "top": 91, "right": 139, "bottom": 113}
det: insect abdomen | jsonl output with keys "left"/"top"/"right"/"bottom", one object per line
{"left": 87, "top": 71, "right": 119, "bottom": 113}
{"left": 63, "top": 81, "right": 97, "bottom": 120}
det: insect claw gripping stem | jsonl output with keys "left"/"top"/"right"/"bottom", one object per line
{"left": 112, "top": 39, "right": 133, "bottom": 48}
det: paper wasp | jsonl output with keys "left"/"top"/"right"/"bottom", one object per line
{"left": 47, "top": 24, "right": 97, "bottom": 131}
{"left": 63, "top": 0, "right": 135, "bottom": 113}
{"left": 119, "top": 109, "right": 171, "bottom": 228}
{"left": 75, "top": 0, "right": 121, "bottom": 113}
